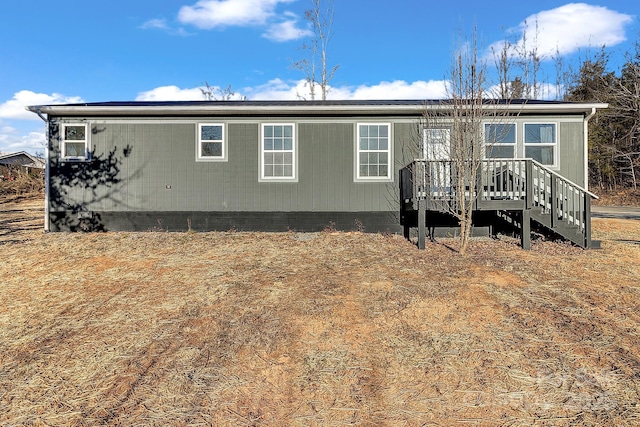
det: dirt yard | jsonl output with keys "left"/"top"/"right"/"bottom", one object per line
{"left": 1, "top": 197, "right": 639, "bottom": 426}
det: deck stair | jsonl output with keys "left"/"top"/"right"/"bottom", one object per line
{"left": 399, "top": 159, "right": 599, "bottom": 249}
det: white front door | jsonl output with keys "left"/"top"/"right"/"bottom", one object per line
{"left": 423, "top": 128, "right": 451, "bottom": 195}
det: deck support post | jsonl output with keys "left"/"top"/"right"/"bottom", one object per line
{"left": 550, "top": 176, "right": 556, "bottom": 228}
{"left": 418, "top": 199, "right": 426, "bottom": 249}
{"left": 584, "top": 194, "right": 592, "bottom": 248}
{"left": 521, "top": 209, "right": 531, "bottom": 250}
{"left": 525, "top": 160, "right": 533, "bottom": 209}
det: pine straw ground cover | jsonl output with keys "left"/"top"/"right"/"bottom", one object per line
{"left": 1, "top": 198, "right": 640, "bottom": 426}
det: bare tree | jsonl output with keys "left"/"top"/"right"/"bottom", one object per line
{"left": 609, "top": 45, "right": 640, "bottom": 189}
{"left": 515, "top": 22, "right": 531, "bottom": 98}
{"left": 447, "top": 37, "right": 485, "bottom": 255}
{"left": 551, "top": 46, "right": 572, "bottom": 100}
{"left": 420, "top": 28, "right": 512, "bottom": 255}
{"left": 492, "top": 19, "right": 549, "bottom": 100}
{"left": 293, "top": 0, "right": 339, "bottom": 100}
{"left": 492, "top": 35, "right": 515, "bottom": 98}
{"left": 492, "top": 21, "right": 548, "bottom": 100}
{"left": 200, "top": 82, "right": 236, "bottom": 101}
{"left": 529, "top": 20, "right": 543, "bottom": 99}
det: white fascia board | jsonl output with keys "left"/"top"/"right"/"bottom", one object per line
{"left": 421, "top": 103, "right": 609, "bottom": 115}
{"left": 27, "top": 104, "right": 424, "bottom": 116}
{"left": 27, "top": 102, "right": 609, "bottom": 117}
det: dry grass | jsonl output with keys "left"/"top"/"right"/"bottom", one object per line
{"left": 1, "top": 197, "right": 640, "bottom": 426}
{"left": 0, "top": 166, "right": 44, "bottom": 200}
{"left": 592, "top": 188, "right": 640, "bottom": 207}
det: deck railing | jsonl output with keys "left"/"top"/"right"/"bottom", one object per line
{"left": 400, "top": 159, "right": 596, "bottom": 247}
{"left": 528, "top": 159, "right": 596, "bottom": 234}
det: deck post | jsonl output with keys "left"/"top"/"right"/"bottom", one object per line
{"left": 584, "top": 193, "right": 592, "bottom": 248}
{"left": 525, "top": 160, "right": 533, "bottom": 209}
{"left": 521, "top": 209, "right": 531, "bottom": 250}
{"left": 418, "top": 198, "right": 426, "bottom": 250}
{"left": 550, "top": 176, "right": 556, "bottom": 228}
{"left": 475, "top": 165, "right": 483, "bottom": 210}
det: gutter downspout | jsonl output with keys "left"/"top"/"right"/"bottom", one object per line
{"left": 34, "top": 109, "right": 50, "bottom": 232}
{"left": 584, "top": 107, "right": 597, "bottom": 191}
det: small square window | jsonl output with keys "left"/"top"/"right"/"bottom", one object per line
{"left": 61, "top": 124, "right": 88, "bottom": 160}
{"left": 197, "top": 123, "right": 226, "bottom": 162}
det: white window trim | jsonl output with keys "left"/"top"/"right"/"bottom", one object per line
{"left": 524, "top": 122, "right": 558, "bottom": 167}
{"left": 483, "top": 122, "right": 517, "bottom": 159}
{"left": 61, "top": 123, "right": 89, "bottom": 161}
{"left": 196, "top": 123, "right": 227, "bottom": 162}
{"left": 355, "top": 122, "right": 393, "bottom": 182}
{"left": 259, "top": 123, "right": 297, "bottom": 182}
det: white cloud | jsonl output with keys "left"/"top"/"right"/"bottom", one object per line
{"left": 140, "top": 18, "right": 170, "bottom": 30}
{"left": 0, "top": 90, "right": 83, "bottom": 121}
{"left": 344, "top": 80, "right": 448, "bottom": 100}
{"left": 242, "top": 78, "right": 306, "bottom": 99}
{"left": 136, "top": 79, "right": 449, "bottom": 103}
{"left": 490, "top": 3, "right": 634, "bottom": 59}
{"left": 178, "top": 0, "right": 295, "bottom": 29}
{"left": 135, "top": 85, "right": 206, "bottom": 101}
{"left": 135, "top": 84, "right": 246, "bottom": 101}
{"left": 243, "top": 78, "right": 449, "bottom": 100}
{"left": 0, "top": 126, "right": 45, "bottom": 154}
{"left": 140, "top": 18, "right": 192, "bottom": 36}
{"left": 262, "top": 14, "right": 312, "bottom": 41}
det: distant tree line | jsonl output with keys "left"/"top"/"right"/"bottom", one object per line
{"left": 563, "top": 43, "right": 640, "bottom": 190}
{"left": 491, "top": 24, "right": 640, "bottom": 190}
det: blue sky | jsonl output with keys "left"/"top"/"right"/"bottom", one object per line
{"left": 0, "top": 0, "right": 637, "bottom": 154}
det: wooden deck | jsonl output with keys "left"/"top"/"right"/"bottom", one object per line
{"left": 399, "top": 159, "right": 598, "bottom": 249}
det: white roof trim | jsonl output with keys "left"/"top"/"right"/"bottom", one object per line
{"left": 27, "top": 102, "right": 609, "bottom": 117}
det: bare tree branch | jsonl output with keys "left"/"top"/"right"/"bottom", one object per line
{"left": 293, "top": 0, "right": 339, "bottom": 100}
{"left": 420, "top": 27, "right": 515, "bottom": 255}
{"left": 200, "top": 82, "right": 236, "bottom": 101}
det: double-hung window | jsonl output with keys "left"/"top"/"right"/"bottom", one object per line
{"left": 357, "top": 123, "right": 391, "bottom": 181}
{"left": 61, "top": 123, "right": 88, "bottom": 160}
{"left": 261, "top": 124, "right": 296, "bottom": 180}
{"left": 524, "top": 123, "right": 556, "bottom": 166}
{"left": 197, "top": 123, "right": 226, "bottom": 161}
{"left": 484, "top": 123, "right": 516, "bottom": 159}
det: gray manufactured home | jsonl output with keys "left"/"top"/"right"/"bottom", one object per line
{"left": 27, "top": 100, "right": 606, "bottom": 248}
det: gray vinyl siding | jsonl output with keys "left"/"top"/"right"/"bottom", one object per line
{"left": 49, "top": 114, "right": 585, "bottom": 215}
{"left": 51, "top": 119, "right": 412, "bottom": 214}
{"left": 558, "top": 121, "right": 584, "bottom": 185}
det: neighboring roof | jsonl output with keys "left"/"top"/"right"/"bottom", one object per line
{"left": 0, "top": 151, "right": 45, "bottom": 169}
{"left": 26, "top": 99, "right": 608, "bottom": 117}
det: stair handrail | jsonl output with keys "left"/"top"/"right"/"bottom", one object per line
{"left": 527, "top": 158, "right": 599, "bottom": 200}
